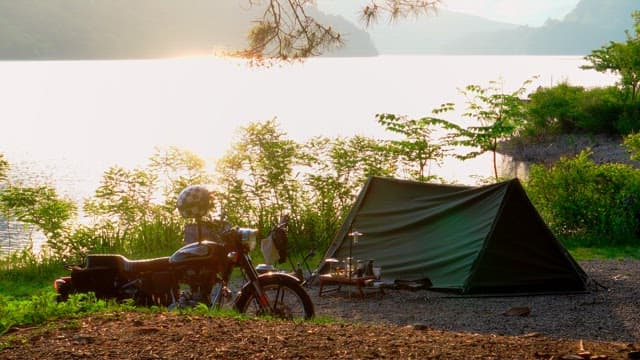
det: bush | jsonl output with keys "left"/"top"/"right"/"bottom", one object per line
{"left": 525, "top": 150, "right": 640, "bottom": 247}
{"left": 523, "top": 84, "right": 629, "bottom": 137}
{"left": 577, "top": 86, "right": 624, "bottom": 134}
{"left": 0, "top": 292, "right": 110, "bottom": 336}
{"left": 615, "top": 102, "right": 640, "bottom": 135}
{"left": 524, "top": 83, "right": 586, "bottom": 136}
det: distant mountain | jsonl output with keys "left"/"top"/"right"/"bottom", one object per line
{"left": 367, "top": 0, "right": 638, "bottom": 55}
{"left": 0, "top": 0, "right": 377, "bottom": 60}
{"left": 365, "top": 10, "right": 520, "bottom": 54}
{"left": 441, "top": 0, "right": 639, "bottom": 55}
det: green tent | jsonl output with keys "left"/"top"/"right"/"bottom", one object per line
{"left": 319, "top": 177, "right": 589, "bottom": 294}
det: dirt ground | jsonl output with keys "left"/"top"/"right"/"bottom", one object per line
{"left": 0, "top": 312, "right": 637, "bottom": 360}
{"left": 2, "top": 260, "right": 640, "bottom": 359}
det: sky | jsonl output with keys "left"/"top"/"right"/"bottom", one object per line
{"left": 317, "top": 0, "right": 581, "bottom": 27}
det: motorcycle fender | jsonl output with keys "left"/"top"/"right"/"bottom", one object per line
{"left": 54, "top": 276, "right": 72, "bottom": 292}
{"left": 236, "top": 272, "right": 300, "bottom": 298}
{"left": 257, "top": 272, "right": 300, "bottom": 282}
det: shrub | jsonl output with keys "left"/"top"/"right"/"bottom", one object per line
{"left": 615, "top": 102, "right": 640, "bottom": 135}
{"left": 525, "top": 150, "right": 640, "bottom": 247}
{"left": 577, "top": 86, "right": 624, "bottom": 134}
{"left": 524, "top": 83, "right": 586, "bottom": 136}
{"left": 523, "top": 84, "right": 630, "bottom": 137}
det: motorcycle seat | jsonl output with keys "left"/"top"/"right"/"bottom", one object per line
{"left": 84, "top": 254, "right": 171, "bottom": 274}
{"left": 85, "top": 254, "right": 128, "bottom": 270}
{"left": 123, "top": 256, "right": 171, "bottom": 274}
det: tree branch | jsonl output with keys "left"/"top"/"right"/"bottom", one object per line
{"left": 237, "top": 0, "right": 439, "bottom": 61}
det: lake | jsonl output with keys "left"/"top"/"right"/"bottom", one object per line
{"left": 0, "top": 55, "right": 618, "bottom": 253}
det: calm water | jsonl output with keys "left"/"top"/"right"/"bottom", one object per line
{"left": 0, "top": 55, "right": 617, "bottom": 253}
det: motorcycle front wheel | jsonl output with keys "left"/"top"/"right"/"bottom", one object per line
{"left": 235, "top": 274, "right": 314, "bottom": 320}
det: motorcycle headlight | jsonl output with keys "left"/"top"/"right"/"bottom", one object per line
{"left": 237, "top": 228, "right": 258, "bottom": 251}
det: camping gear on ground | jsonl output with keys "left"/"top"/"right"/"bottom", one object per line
{"left": 318, "top": 272, "right": 381, "bottom": 297}
{"left": 317, "top": 177, "right": 589, "bottom": 295}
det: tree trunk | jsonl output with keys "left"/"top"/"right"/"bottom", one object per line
{"left": 492, "top": 150, "right": 498, "bottom": 181}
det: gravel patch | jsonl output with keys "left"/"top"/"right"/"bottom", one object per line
{"left": 308, "top": 260, "right": 640, "bottom": 343}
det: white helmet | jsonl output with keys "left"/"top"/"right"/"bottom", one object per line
{"left": 176, "top": 185, "right": 211, "bottom": 219}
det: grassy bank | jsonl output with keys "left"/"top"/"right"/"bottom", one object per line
{"left": 0, "top": 245, "right": 637, "bottom": 337}
{"left": 566, "top": 245, "right": 640, "bottom": 260}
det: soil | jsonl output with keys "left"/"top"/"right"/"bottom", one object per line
{"left": 2, "top": 260, "right": 640, "bottom": 359}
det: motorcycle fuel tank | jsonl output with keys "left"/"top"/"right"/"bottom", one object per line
{"left": 169, "top": 240, "right": 224, "bottom": 264}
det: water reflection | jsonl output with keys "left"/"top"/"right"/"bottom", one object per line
{"left": 0, "top": 218, "right": 45, "bottom": 255}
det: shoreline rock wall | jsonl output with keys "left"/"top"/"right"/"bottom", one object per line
{"left": 499, "top": 134, "right": 639, "bottom": 167}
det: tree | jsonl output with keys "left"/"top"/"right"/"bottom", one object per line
{"left": 0, "top": 185, "right": 76, "bottom": 244}
{"left": 0, "top": 154, "right": 76, "bottom": 256}
{"left": 242, "top": 0, "right": 440, "bottom": 59}
{"left": 83, "top": 166, "right": 159, "bottom": 228}
{"left": 148, "top": 146, "right": 213, "bottom": 212}
{"left": 301, "top": 135, "right": 396, "bottom": 240}
{"left": 375, "top": 113, "right": 450, "bottom": 182}
{"left": 583, "top": 11, "right": 640, "bottom": 103}
{"left": 450, "top": 79, "right": 531, "bottom": 180}
{"left": 302, "top": 136, "right": 379, "bottom": 209}
{"left": 215, "top": 119, "right": 301, "bottom": 230}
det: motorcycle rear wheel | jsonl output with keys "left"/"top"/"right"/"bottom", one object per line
{"left": 235, "top": 274, "right": 314, "bottom": 320}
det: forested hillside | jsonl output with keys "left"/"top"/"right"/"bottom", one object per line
{"left": 0, "top": 0, "right": 377, "bottom": 60}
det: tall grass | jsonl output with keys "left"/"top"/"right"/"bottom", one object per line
{"left": 0, "top": 248, "right": 67, "bottom": 298}
{"left": 64, "top": 217, "right": 185, "bottom": 261}
{"left": 126, "top": 218, "right": 184, "bottom": 258}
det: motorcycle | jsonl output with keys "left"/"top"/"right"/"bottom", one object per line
{"left": 53, "top": 186, "right": 314, "bottom": 320}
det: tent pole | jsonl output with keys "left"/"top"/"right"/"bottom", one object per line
{"left": 348, "top": 231, "right": 362, "bottom": 298}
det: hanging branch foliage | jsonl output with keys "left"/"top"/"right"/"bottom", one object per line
{"left": 360, "top": 0, "right": 440, "bottom": 26}
{"left": 237, "top": 0, "right": 440, "bottom": 60}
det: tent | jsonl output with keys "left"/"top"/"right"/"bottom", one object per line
{"left": 319, "top": 177, "right": 589, "bottom": 295}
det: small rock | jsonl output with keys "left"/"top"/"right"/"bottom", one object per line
{"left": 560, "top": 355, "right": 585, "bottom": 360}
{"left": 503, "top": 307, "right": 531, "bottom": 316}
{"left": 72, "top": 334, "right": 94, "bottom": 345}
